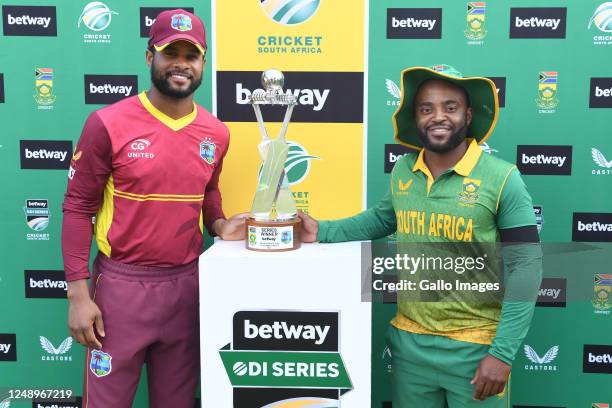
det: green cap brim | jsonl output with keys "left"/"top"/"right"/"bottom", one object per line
{"left": 392, "top": 67, "right": 499, "bottom": 150}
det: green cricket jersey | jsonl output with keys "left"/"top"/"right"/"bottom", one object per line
{"left": 317, "top": 139, "right": 542, "bottom": 364}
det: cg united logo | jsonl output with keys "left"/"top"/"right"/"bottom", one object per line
{"left": 589, "top": 2, "right": 612, "bottom": 45}
{"left": 259, "top": 0, "right": 321, "bottom": 26}
{"left": 78, "top": 2, "right": 118, "bottom": 44}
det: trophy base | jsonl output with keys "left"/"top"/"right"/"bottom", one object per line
{"left": 245, "top": 217, "right": 301, "bottom": 252}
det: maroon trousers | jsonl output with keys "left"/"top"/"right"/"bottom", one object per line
{"left": 83, "top": 254, "right": 200, "bottom": 408}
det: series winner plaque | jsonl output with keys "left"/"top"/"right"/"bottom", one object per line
{"left": 246, "top": 69, "right": 302, "bottom": 251}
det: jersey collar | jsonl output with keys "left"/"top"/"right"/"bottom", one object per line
{"left": 412, "top": 138, "right": 482, "bottom": 177}
{"left": 138, "top": 91, "right": 197, "bottom": 131}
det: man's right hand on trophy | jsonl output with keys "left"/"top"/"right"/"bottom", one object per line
{"left": 213, "top": 213, "right": 250, "bottom": 240}
{"left": 297, "top": 211, "right": 318, "bottom": 243}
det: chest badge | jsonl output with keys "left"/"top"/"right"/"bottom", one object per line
{"left": 458, "top": 178, "right": 481, "bottom": 205}
{"left": 200, "top": 139, "right": 216, "bottom": 164}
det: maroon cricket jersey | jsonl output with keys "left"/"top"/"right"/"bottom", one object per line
{"left": 62, "top": 92, "right": 229, "bottom": 281}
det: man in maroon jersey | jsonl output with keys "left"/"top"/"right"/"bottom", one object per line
{"left": 62, "top": 9, "right": 245, "bottom": 407}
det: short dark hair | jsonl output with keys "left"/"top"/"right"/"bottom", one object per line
{"left": 412, "top": 79, "right": 471, "bottom": 116}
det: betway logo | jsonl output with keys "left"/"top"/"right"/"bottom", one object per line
{"left": 29, "top": 278, "right": 67, "bottom": 290}
{"left": 595, "top": 85, "right": 612, "bottom": 97}
{"left": 538, "top": 287, "right": 561, "bottom": 299}
{"left": 521, "top": 153, "right": 566, "bottom": 167}
{"left": 89, "top": 82, "right": 132, "bottom": 95}
{"left": 515, "top": 16, "right": 560, "bottom": 30}
{"left": 145, "top": 15, "right": 156, "bottom": 27}
{"left": 236, "top": 83, "right": 329, "bottom": 111}
{"left": 577, "top": 221, "right": 612, "bottom": 232}
{"left": 7, "top": 13, "right": 51, "bottom": 27}
{"left": 0, "top": 343, "right": 11, "bottom": 354}
{"left": 35, "top": 404, "right": 79, "bottom": 408}
{"left": 244, "top": 319, "right": 330, "bottom": 345}
{"left": 588, "top": 352, "right": 612, "bottom": 364}
{"left": 24, "top": 148, "right": 67, "bottom": 162}
{"left": 391, "top": 16, "right": 436, "bottom": 30}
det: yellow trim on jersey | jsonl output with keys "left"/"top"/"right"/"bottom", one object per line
{"left": 411, "top": 139, "right": 482, "bottom": 195}
{"left": 95, "top": 176, "right": 115, "bottom": 257}
{"left": 138, "top": 91, "right": 197, "bottom": 131}
{"left": 114, "top": 191, "right": 204, "bottom": 202}
{"left": 391, "top": 312, "right": 497, "bottom": 345}
{"left": 453, "top": 138, "right": 483, "bottom": 176}
{"left": 496, "top": 166, "right": 516, "bottom": 212}
{"left": 199, "top": 209, "right": 204, "bottom": 234}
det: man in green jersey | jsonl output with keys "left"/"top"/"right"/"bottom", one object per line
{"left": 298, "top": 65, "right": 542, "bottom": 407}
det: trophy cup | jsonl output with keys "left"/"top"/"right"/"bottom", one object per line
{"left": 245, "top": 69, "right": 302, "bottom": 251}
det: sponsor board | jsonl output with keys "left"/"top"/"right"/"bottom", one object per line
{"left": 516, "top": 145, "right": 572, "bottom": 175}
{"left": 20, "top": 140, "right": 72, "bottom": 170}
{"left": 572, "top": 213, "right": 612, "bottom": 242}
{"left": 217, "top": 71, "right": 363, "bottom": 123}
{"left": 583, "top": 345, "right": 612, "bottom": 374}
{"left": 536, "top": 278, "right": 566, "bottom": 307}
{"left": 84, "top": 75, "right": 138, "bottom": 104}
{"left": 24, "top": 270, "right": 67, "bottom": 299}
{"left": 2, "top": 5, "right": 57, "bottom": 36}
{"left": 384, "top": 144, "right": 417, "bottom": 174}
{"left": 0, "top": 333, "right": 17, "bottom": 361}
{"left": 220, "top": 310, "right": 351, "bottom": 407}
{"left": 31, "top": 397, "right": 82, "bottom": 408}
{"left": 139, "top": 7, "right": 194, "bottom": 37}
{"left": 509, "top": 8, "right": 567, "bottom": 39}
{"left": 590, "top": 77, "right": 612, "bottom": 108}
{"left": 387, "top": 8, "right": 442, "bottom": 39}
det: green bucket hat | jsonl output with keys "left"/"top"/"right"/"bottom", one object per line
{"left": 392, "top": 64, "right": 499, "bottom": 150}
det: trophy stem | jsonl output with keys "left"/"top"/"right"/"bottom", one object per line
{"left": 252, "top": 104, "right": 270, "bottom": 142}
{"left": 277, "top": 104, "right": 295, "bottom": 143}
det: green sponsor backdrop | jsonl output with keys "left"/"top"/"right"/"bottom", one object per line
{"left": 0, "top": 1, "right": 212, "bottom": 406}
{"left": 2, "top": 1, "right": 612, "bottom": 407}
{"left": 368, "top": 1, "right": 612, "bottom": 407}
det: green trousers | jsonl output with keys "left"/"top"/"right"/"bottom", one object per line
{"left": 387, "top": 326, "right": 510, "bottom": 408}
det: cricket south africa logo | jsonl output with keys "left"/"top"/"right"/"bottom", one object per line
{"left": 34, "top": 68, "right": 56, "bottom": 109}
{"left": 458, "top": 178, "right": 480, "bottom": 205}
{"left": 536, "top": 71, "right": 559, "bottom": 112}
{"left": 593, "top": 274, "right": 612, "bottom": 314}
{"left": 78, "top": 2, "right": 118, "bottom": 31}
{"left": 259, "top": 0, "right": 321, "bottom": 25}
{"left": 589, "top": 3, "right": 612, "bottom": 32}
{"left": 465, "top": 2, "right": 487, "bottom": 42}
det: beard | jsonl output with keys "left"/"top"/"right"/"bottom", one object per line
{"left": 150, "top": 60, "right": 202, "bottom": 99}
{"left": 417, "top": 118, "right": 469, "bottom": 154}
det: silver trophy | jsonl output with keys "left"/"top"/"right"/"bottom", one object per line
{"left": 246, "top": 69, "right": 301, "bottom": 251}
